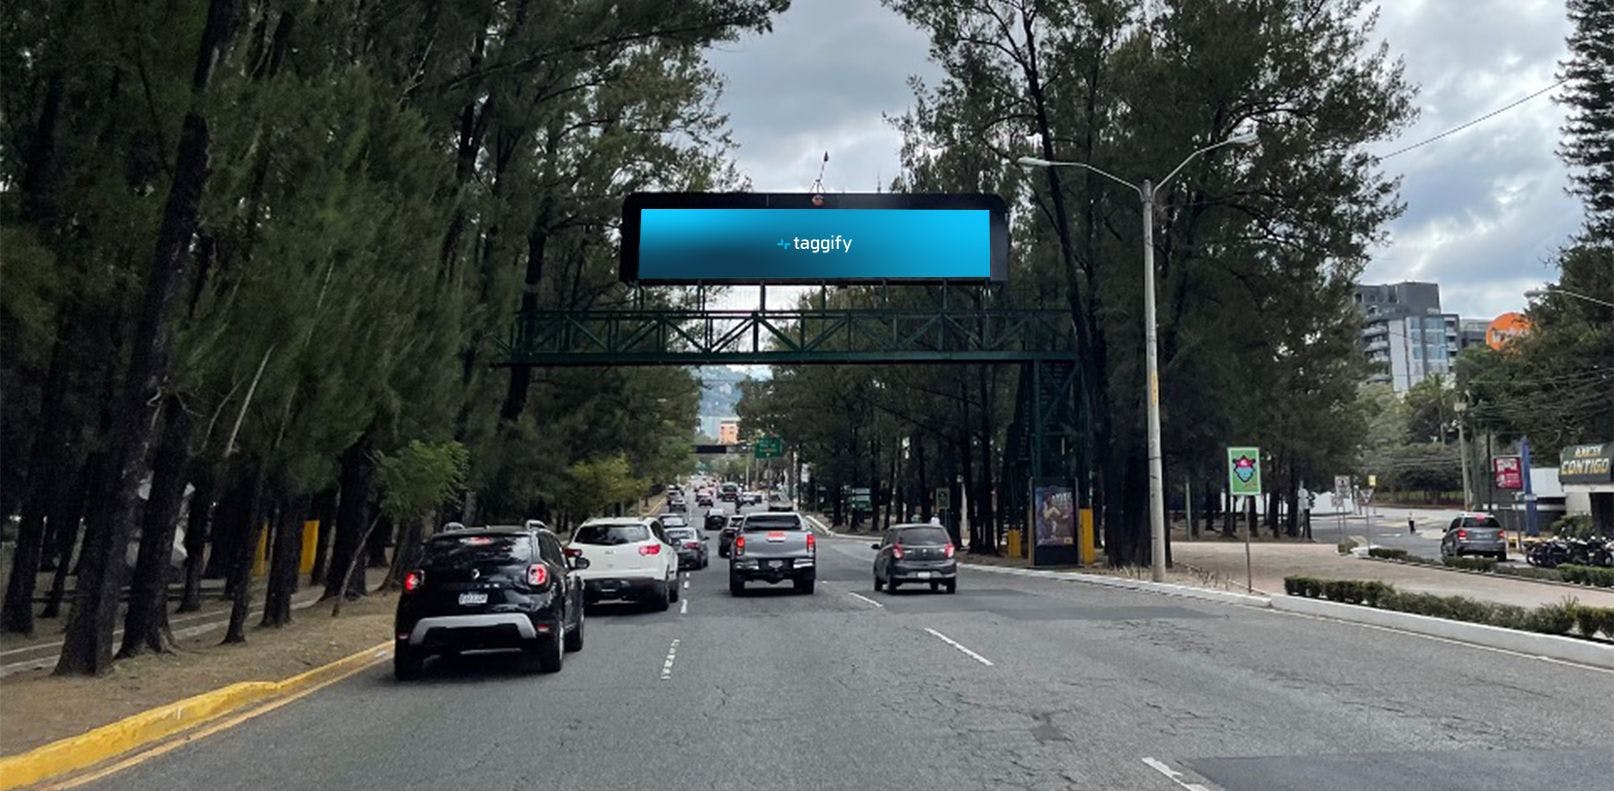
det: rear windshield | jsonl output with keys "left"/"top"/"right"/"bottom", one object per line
{"left": 1460, "top": 517, "right": 1501, "bottom": 528}
{"left": 742, "top": 514, "right": 803, "bottom": 531}
{"left": 659, "top": 515, "right": 688, "bottom": 527}
{"left": 422, "top": 534, "right": 532, "bottom": 564}
{"left": 573, "top": 524, "right": 649, "bottom": 545}
{"left": 666, "top": 528, "right": 696, "bottom": 541}
{"left": 897, "top": 526, "right": 951, "bottom": 545}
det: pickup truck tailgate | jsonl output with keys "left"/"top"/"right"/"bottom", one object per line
{"left": 741, "top": 529, "right": 811, "bottom": 558}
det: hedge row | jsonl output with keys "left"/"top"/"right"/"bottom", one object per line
{"left": 1559, "top": 565, "right": 1614, "bottom": 588}
{"left": 1283, "top": 576, "right": 1614, "bottom": 640}
{"left": 1362, "top": 547, "right": 1576, "bottom": 582}
{"left": 1442, "top": 556, "right": 1497, "bottom": 572}
{"left": 1366, "top": 547, "right": 1408, "bottom": 560}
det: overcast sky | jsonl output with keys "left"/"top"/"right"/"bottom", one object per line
{"left": 704, "top": 0, "right": 1578, "bottom": 322}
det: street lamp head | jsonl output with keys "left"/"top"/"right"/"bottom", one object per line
{"left": 1523, "top": 289, "right": 1547, "bottom": 299}
{"left": 1226, "top": 129, "right": 1259, "bottom": 146}
{"left": 1016, "top": 156, "right": 1056, "bottom": 168}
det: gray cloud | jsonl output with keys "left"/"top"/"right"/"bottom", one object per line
{"left": 708, "top": 0, "right": 1581, "bottom": 320}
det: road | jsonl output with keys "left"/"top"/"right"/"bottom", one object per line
{"left": 72, "top": 503, "right": 1614, "bottom": 791}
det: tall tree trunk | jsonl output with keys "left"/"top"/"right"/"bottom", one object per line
{"left": 40, "top": 456, "right": 94, "bottom": 619}
{"left": 324, "top": 435, "right": 374, "bottom": 600}
{"left": 308, "top": 488, "right": 336, "bottom": 586}
{"left": 221, "top": 468, "right": 268, "bottom": 644}
{"left": 119, "top": 396, "right": 195, "bottom": 657}
{"left": 177, "top": 470, "right": 215, "bottom": 612}
{"left": 366, "top": 515, "right": 391, "bottom": 568}
{"left": 260, "top": 494, "right": 305, "bottom": 627}
{"left": 3, "top": 320, "right": 80, "bottom": 634}
{"left": 56, "top": 0, "right": 240, "bottom": 676}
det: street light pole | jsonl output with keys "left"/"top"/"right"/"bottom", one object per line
{"left": 1140, "top": 178, "right": 1168, "bottom": 582}
{"left": 1018, "top": 131, "right": 1254, "bottom": 583}
{"left": 1523, "top": 286, "right": 1614, "bottom": 309}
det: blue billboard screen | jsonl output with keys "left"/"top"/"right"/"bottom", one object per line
{"left": 621, "top": 193, "right": 1007, "bottom": 283}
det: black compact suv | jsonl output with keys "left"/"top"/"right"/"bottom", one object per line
{"left": 394, "top": 526, "right": 588, "bottom": 680}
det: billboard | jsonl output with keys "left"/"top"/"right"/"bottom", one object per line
{"left": 1485, "top": 312, "right": 1530, "bottom": 351}
{"left": 1493, "top": 455, "right": 1523, "bottom": 490}
{"left": 1559, "top": 443, "right": 1613, "bottom": 486}
{"left": 1033, "top": 484, "right": 1074, "bottom": 547}
{"left": 620, "top": 192, "right": 1008, "bottom": 283}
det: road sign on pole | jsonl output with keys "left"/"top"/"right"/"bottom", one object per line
{"left": 753, "top": 436, "right": 784, "bottom": 459}
{"left": 1227, "top": 447, "right": 1262, "bottom": 496}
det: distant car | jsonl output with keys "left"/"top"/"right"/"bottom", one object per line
{"left": 718, "top": 514, "right": 745, "bottom": 558}
{"left": 658, "top": 513, "right": 690, "bottom": 529}
{"left": 666, "top": 493, "right": 687, "bottom": 512}
{"left": 705, "top": 510, "right": 729, "bottom": 532}
{"left": 740, "top": 491, "right": 763, "bottom": 506}
{"left": 393, "top": 526, "right": 586, "bottom": 680}
{"left": 872, "top": 524, "right": 957, "bottom": 594}
{"left": 665, "top": 526, "right": 709, "bottom": 570}
{"left": 719, "top": 483, "right": 740, "bottom": 502}
{"left": 566, "top": 518, "right": 680, "bottom": 610}
{"left": 1441, "top": 513, "right": 1507, "bottom": 561}
{"left": 766, "top": 495, "right": 794, "bottom": 513}
{"left": 729, "top": 512, "right": 815, "bottom": 595}
{"left": 696, "top": 491, "right": 714, "bottom": 507}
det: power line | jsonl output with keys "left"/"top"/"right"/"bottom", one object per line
{"left": 1380, "top": 79, "right": 1566, "bottom": 160}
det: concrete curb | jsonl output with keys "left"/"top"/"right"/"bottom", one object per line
{"left": 960, "top": 561, "right": 1274, "bottom": 608}
{"left": 1272, "top": 596, "right": 1614, "bottom": 670}
{"left": 0, "top": 640, "right": 392, "bottom": 790}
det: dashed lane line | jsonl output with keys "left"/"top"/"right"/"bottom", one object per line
{"left": 846, "top": 591, "right": 884, "bottom": 608}
{"left": 923, "top": 627, "right": 994, "bottom": 666}
{"left": 660, "top": 638, "right": 680, "bottom": 680}
{"left": 1141, "top": 757, "right": 1214, "bottom": 791}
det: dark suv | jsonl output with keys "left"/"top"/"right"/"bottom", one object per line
{"left": 394, "top": 526, "right": 588, "bottom": 680}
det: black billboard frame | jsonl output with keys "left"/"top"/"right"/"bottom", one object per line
{"left": 619, "top": 191, "right": 1009, "bottom": 285}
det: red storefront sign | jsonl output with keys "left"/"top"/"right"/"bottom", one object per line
{"left": 1493, "top": 456, "right": 1523, "bottom": 490}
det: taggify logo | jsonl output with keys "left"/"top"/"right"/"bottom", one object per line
{"left": 775, "top": 235, "right": 854, "bottom": 254}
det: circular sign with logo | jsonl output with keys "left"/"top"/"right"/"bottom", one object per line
{"left": 1485, "top": 312, "right": 1530, "bottom": 351}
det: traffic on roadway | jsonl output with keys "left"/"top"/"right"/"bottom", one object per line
{"left": 59, "top": 481, "right": 1614, "bottom": 791}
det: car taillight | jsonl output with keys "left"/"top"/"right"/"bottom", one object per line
{"left": 1457, "top": 529, "right": 1468, "bottom": 539}
{"left": 892, "top": 544, "right": 904, "bottom": 559}
{"left": 403, "top": 570, "right": 425, "bottom": 592}
{"left": 806, "top": 533, "right": 816, "bottom": 553}
{"left": 684, "top": 541, "right": 700, "bottom": 549}
{"left": 734, "top": 535, "right": 746, "bottom": 556}
{"left": 527, "top": 564, "right": 549, "bottom": 587}
{"left": 639, "top": 543, "right": 662, "bottom": 556}
{"left": 944, "top": 543, "right": 955, "bottom": 558}
{"left": 564, "top": 547, "right": 582, "bottom": 558}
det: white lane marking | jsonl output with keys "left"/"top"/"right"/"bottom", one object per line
{"left": 1141, "top": 757, "right": 1213, "bottom": 791}
{"left": 846, "top": 591, "right": 884, "bottom": 608}
{"left": 660, "top": 638, "right": 680, "bottom": 680}
{"left": 683, "top": 578, "right": 690, "bottom": 589}
{"left": 680, "top": 598, "right": 689, "bottom": 614}
{"left": 923, "top": 627, "right": 994, "bottom": 666}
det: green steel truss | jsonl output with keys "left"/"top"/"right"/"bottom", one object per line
{"left": 496, "top": 304, "right": 1076, "bottom": 367}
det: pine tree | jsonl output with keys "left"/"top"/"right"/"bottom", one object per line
{"left": 1559, "top": 0, "right": 1614, "bottom": 242}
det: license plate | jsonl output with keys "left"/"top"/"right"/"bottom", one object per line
{"left": 458, "top": 592, "right": 488, "bottom": 605}
{"left": 916, "top": 571, "right": 932, "bottom": 579}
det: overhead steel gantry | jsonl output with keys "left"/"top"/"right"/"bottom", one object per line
{"left": 496, "top": 284, "right": 1089, "bottom": 560}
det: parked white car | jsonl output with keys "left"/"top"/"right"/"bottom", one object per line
{"left": 566, "top": 518, "right": 680, "bottom": 610}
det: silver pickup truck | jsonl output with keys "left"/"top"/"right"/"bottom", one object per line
{"left": 728, "top": 512, "right": 815, "bottom": 595}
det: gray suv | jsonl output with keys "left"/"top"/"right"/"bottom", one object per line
{"left": 1441, "top": 513, "right": 1507, "bottom": 561}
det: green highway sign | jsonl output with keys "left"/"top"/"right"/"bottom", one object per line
{"left": 1226, "top": 446, "right": 1262, "bottom": 497}
{"left": 753, "top": 436, "right": 784, "bottom": 459}
{"left": 849, "top": 487, "right": 871, "bottom": 511}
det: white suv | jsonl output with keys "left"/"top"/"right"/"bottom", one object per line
{"left": 566, "top": 518, "right": 680, "bottom": 610}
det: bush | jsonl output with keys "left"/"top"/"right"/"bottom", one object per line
{"left": 1573, "top": 606, "right": 1614, "bottom": 639}
{"left": 1559, "top": 565, "right": 1614, "bottom": 588}
{"left": 1527, "top": 600, "right": 1579, "bottom": 636}
{"left": 1337, "top": 540, "right": 1357, "bottom": 555}
{"left": 1442, "top": 556, "right": 1497, "bottom": 572}
{"left": 1283, "top": 576, "right": 1323, "bottom": 598}
{"left": 1492, "top": 565, "right": 1563, "bottom": 582}
{"left": 1368, "top": 547, "right": 1409, "bottom": 561}
{"left": 1551, "top": 513, "right": 1595, "bottom": 539}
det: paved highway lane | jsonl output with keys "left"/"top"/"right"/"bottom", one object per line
{"left": 72, "top": 516, "right": 1614, "bottom": 791}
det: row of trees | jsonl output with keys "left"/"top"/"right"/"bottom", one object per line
{"left": 1, "top": 0, "right": 788, "bottom": 674}
{"left": 742, "top": 0, "right": 1413, "bottom": 558}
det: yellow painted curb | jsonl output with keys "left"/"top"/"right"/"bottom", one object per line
{"left": 0, "top": 640, "right": 391, "bottom": 790}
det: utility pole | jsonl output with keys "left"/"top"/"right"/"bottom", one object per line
{"left": 1455, "top": 399, "right": 1472, "bottom": 509}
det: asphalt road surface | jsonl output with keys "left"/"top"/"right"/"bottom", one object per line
{"left": 76, "top": 504, "right": 1614, "bottom": 791}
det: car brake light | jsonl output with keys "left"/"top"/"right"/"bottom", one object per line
{"left": 564, "top": 547, "right": 582, "bottom": 558}
{"left": 1457, "top": 529, "right": 1467, "bottom": 539}
{"left": 944, "top": 543, "right": 955, "bottom": 558}
{"left": 734, "top": 535, "right": 746, "bottom": 556}
{"left": 527, "top": 564, "right": 549, "bottom": 587}
{"left": 403, "top": 570, "right": 425, "bottom": 592}
{"left": 684, "top": 541, "right": 700, "bottom": 549}
{"left": 639, "top": 543, "right": 662, "bottom": 556}
{"left": 892, "top": 544, "right": 904, "bottom": 559}
{"left": 806, "top": 533, "right": 816, "bottom": 552}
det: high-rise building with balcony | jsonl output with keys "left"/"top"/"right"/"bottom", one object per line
{"left": 1353, "top": 282, "right": 1460, "bottom": 393}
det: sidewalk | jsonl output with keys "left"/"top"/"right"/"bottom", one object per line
{"left": 1171, "top": 541, "right": 1614, "bottom": 610}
